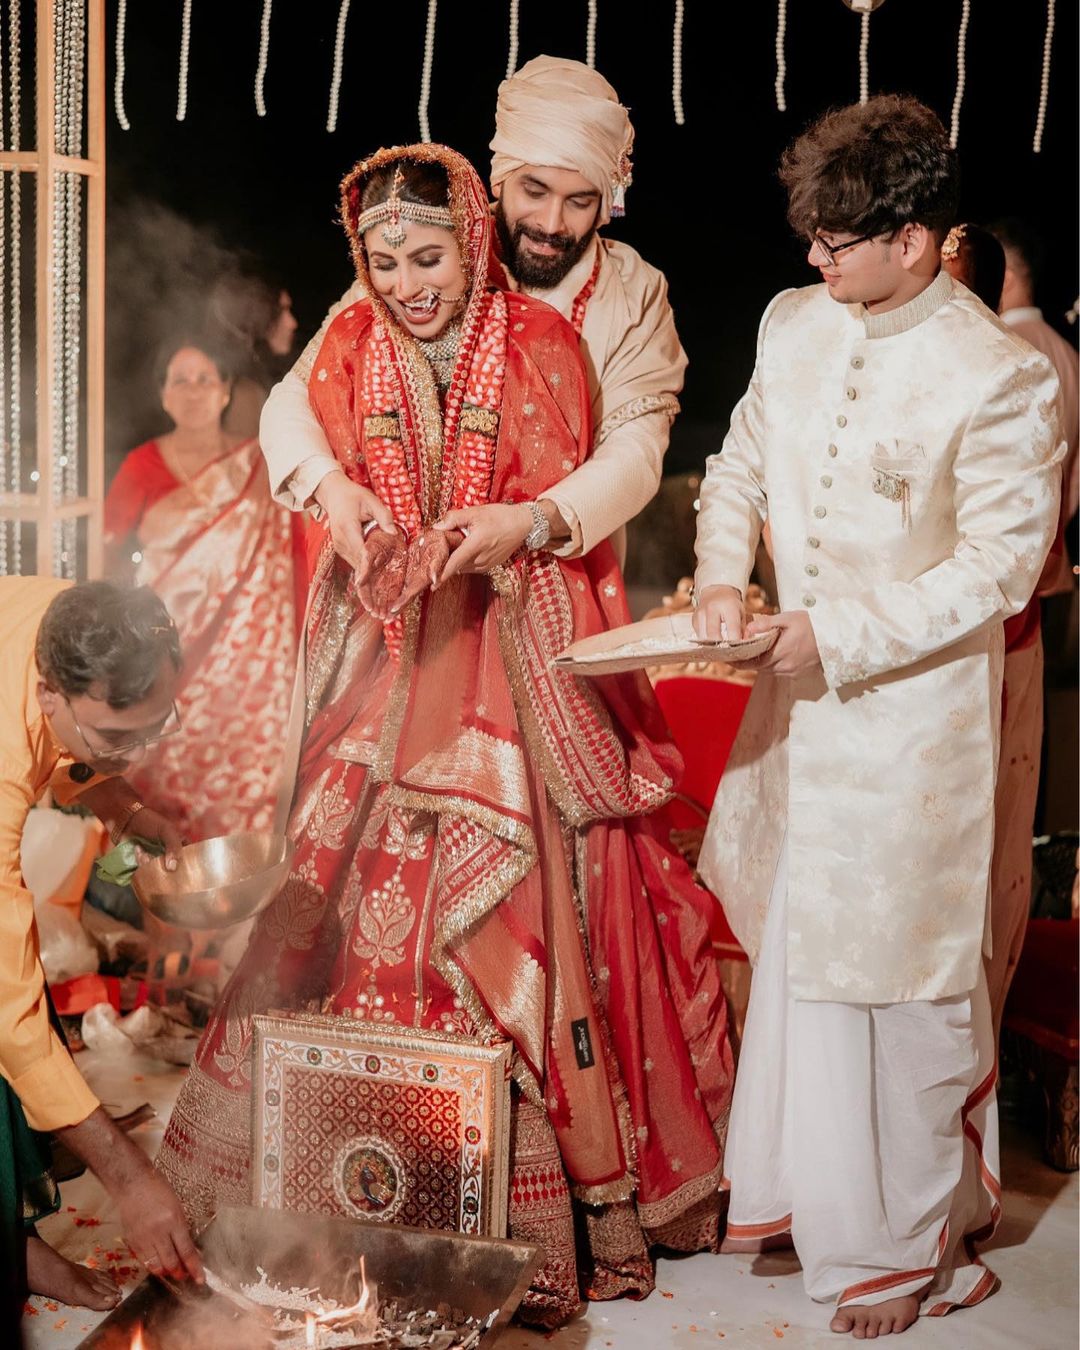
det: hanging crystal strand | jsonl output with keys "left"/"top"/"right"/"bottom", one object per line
{"left": 948, "top": 0, "right": 970, "bottom": 148}
{"left": 326, "top": 0, "right": 351, "bottom": 133}
{"left": 672, "top": 0, "right": 685, "bottom": 125}
{"left": 858, "top": 9, "right": 870, "bottom": 104}
{"left": 62, "top": 0, "right": 84, "bottom": 576}
{"left": 8, "top": 0, "right": 21, "bottom": 571}
{"left": 1033, "top": 0, "right": 1055, "bottom": 153}
{"left": 774, "top": 0, "right": 787, "bottom": 112}
{"left": 505, "top": 0, "right": 519, "bottom": 80}
{"left": 177, "top": 0, "right": 192, "bottom": 122}
{"left": 255, "top": 0, "right": 272, "bottom": 117}
{"left": 51, "top": 0, "right": 68, "bottom": 576}
{"left": 114, "top": 0, "right": 130, "bottom": 129}
{"left": 0, "top": 9, "right": 7, "bottom": 575}
{"left": 585, "top": 0, "right": 597, "bottom": 69}
{"left": 418, "top": 0, "right": 437, "bottom": 143}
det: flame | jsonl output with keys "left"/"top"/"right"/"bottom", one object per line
{"left": 312, "top": 1256, "right": 378, "bottom": 1331}
{"left": 130, "top": 1327, "right": 146, "bottom": 1350}
{"left": 304, "top": 1311, "right": 316, "bottom": 1347}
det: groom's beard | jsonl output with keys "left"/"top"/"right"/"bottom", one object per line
{"left": 494, "top": 199, "right": 595, "bottom": 290}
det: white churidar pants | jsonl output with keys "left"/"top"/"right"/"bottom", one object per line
{"left": 723, "top": 841, "right": 1001, "bottom": 1315}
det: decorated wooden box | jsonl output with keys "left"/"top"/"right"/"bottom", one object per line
{"left": 252, "top": 1013, "right": 512, "bottom": 1238}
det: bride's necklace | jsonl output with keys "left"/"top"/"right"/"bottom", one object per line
{"left": 415, "top": 320, "right": 462, "bottom": 389}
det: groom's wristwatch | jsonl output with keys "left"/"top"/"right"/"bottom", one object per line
{"left": 524, "top": 501, "right": 552, "bottom": 551}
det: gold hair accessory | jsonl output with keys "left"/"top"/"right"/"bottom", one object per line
{"left": 941, "top": 223, "right": 967, "bottom": 263}
{"left": 355, "top": 166, "right": 454, "bottom": 249}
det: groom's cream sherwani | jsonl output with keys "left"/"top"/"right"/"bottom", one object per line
{"left": 695, "top": 272, "right": 1063, "bottom": 1004}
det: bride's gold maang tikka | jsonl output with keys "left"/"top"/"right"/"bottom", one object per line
{"left": 355, "top": 165, "right": 454, "bottom": 249}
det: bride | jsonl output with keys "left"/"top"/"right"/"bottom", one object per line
{"left": 157, "top": 142, "right": 734, "bottom": 1327}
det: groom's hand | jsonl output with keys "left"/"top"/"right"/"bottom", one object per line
{"left": 315, "top": 470, "right": 395, "bottom": 581}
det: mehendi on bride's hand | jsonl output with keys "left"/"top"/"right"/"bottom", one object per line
{"left": 353, "top": 527, "right": 408, "bottom": 621}
{"left": 392, "top": 528, "right": 467, "bottom": 614}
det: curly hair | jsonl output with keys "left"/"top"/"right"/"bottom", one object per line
{"left": 36, "top": 581, "right": 182, "bottom": 709}
{"left": 780, "top": 94, "right": 960, "bottom": 244}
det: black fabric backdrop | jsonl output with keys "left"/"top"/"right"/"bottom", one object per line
{"left": 105, "top": 0, "right": 1078, "bottom": 474}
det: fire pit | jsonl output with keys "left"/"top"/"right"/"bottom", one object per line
{"left": 75, "top": 1205, "right": 543, "bottom": 1349}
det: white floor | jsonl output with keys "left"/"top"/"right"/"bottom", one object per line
{"left": 24, "top": 1049, "right": 1079, "bottom": 1350}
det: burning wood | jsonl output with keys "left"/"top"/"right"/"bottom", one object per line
{"left": 196, "top": 1257, "right": 496, "bottom": 1349}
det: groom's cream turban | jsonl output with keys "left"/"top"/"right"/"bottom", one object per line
{"left": 489, "top": 56, "right": 634, "bottom": 226}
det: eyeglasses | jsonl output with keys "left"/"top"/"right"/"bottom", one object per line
{"left": 808, "top": 231, "right": 881, "bottom": 267}
{"left": 64, "top": 696, "right": 183, "bottom": 760}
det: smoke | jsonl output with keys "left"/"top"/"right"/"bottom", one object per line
{"left": 104, "top": 199, "right": 242, "bottom": 475}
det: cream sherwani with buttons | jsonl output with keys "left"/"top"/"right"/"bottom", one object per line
{"left": 695, "top": 271, "right": 1063, "bottom": 1006}
{"left": 694, "top": 271, "right": 1063, "bottom": 1317}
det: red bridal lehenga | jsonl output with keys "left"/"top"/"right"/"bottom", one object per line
{"left": 156, "top": 144, "right": 734, "bottom": 1326}
{"left": 104, "top": 438, "right": 304, "bottom": 840}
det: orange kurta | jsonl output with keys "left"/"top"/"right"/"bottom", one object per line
{"left": 0, "top": 576, "right": 109, "bottom": 1132}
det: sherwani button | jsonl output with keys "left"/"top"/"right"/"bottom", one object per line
{"left": 846, "top": 387, "right": 857, "bottom": 400}
{"left": 851, "top": 356, "right": 864, "bottom": 369}
{"left": 805, "top": 564, "right": 819, "bottom": 576}
{"left": 813, "top": 505, "right": 827, "bottom": 519}
{"left": 836, "top": 414, "right": 847, "bottom": 427}
{"left": 827, "top": 444, "right": 838, "bottom": 457}
{"left": 820, "top": 475, "right": 833, "bottom": 488}
{"left": 808, "top": 536, "right": 820, "bottom": 547}
{"left": 803, "top": 595, "right": 817, "bottom": 607}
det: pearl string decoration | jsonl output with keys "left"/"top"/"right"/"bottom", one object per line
{"left": 949, "top": 0, "right": 970, "bottom": 148}
{"left": 673, "top": 0, "right": 685, "bottom": 125}
{"left": 114, "top": 0, "right": 130, "bottom": 130}
{"left": 326, "top": 0, "right": 351, "bottom": 133}
{"left": 586, "top": 0, "right": 597, "bottom": 69}
{"left": 775, "top": 0, "right": 787, "bottom": 112}
{"left": 858, "top": 8, "right": 870, "bottom": 104}
{"left": 176, "top": 0, "right": 192, "bottom": 122}
{"left": 506, "top": 0, "right": 519, "bottom": 80}
{"left": 1033, "top": 0, "right": 1055, "bottom": 153}
{"left": 418, "top": 0, "right": 437, "bottom": 143}
{"left": 255, "top": 0, "right": 272, "bottom": 117}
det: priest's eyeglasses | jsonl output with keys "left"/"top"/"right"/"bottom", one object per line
{"left": 808, "top": 231, "right": 880, "bottom": 266}
{"left": 65, "top": 696, "right": 183, "bottom": 759}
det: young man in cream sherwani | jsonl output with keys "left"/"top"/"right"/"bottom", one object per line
{"left": 693, "top": 96, "right": 1064, "bottom": 1337}
{"left": 258, "top": 57, "right": 685, "bottom": 579}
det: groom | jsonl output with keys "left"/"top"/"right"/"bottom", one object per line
{"left": 258, "top": 56, "right": 686, "bottom": 580}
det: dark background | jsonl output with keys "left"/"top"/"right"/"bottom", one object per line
{"left": 105, "top": 0, "right": 1079, "bottom": 472}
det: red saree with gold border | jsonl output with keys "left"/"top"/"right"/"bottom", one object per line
{"left": 158, "top": 145, "right": 733, "bottom": 1326}
{"left": 104, "top": 438, "right": 301, "bottom": 841}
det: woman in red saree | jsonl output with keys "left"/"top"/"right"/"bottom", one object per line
{"left": 157, "top": 145, "right": 733, "bottom": 1326}
{"left": 104, "top": 340, "right": 303, "bottom": 841}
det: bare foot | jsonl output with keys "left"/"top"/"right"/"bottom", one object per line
{"left": 830, "top": 1294, "right": 920, "bottom": 1338}
{"left": 26, "top": 1233, "right": 121, "bottom": 1311}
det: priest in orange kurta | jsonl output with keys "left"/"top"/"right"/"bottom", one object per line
{"left": 1, "top": 577, "right": 202, "bottom": 1323}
